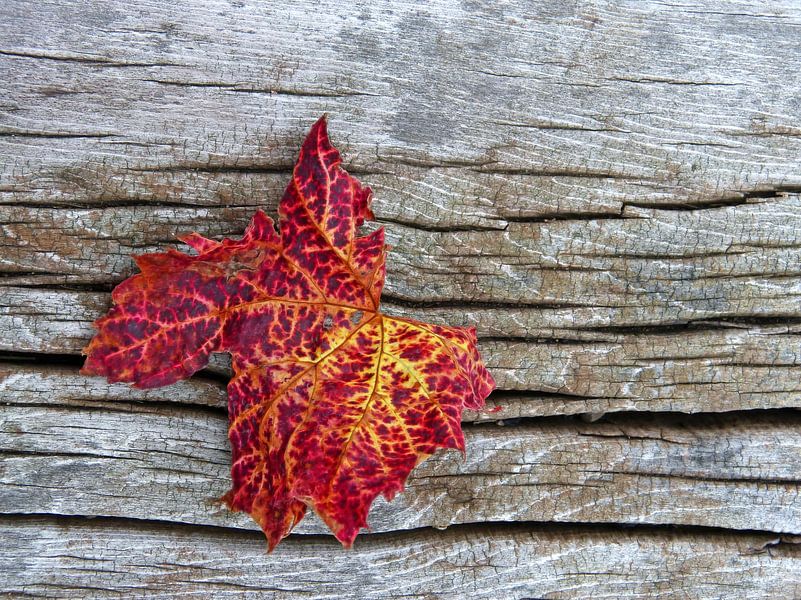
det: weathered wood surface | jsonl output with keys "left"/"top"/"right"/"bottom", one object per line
{"left": 4, "top": 292, "right": 801, "bottom": 416}
{"left": 4, "top": 198, "right": 801, "bottom": 321}
{"left": 3, "top": 1, "right": 801, "bottom": 212}
{"left": 2, "top": 519, "right": 801, "bottom": 600}
{"left": 0, "top": 369, "right": 801, "bottom": 533}
{"left": 2, "top": 0, "right": 801, "bottom": 598}
{"left": 4, "top": 376, "right": 801, "bottom": 534}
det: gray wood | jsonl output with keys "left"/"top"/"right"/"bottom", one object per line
{"left": 2, "top": 0, "right": 801, "bottom": 217}
{"left": 2, "top": 0, "right": 801, "bottom": 597}
{"left": 3, "top": 288, "right": 800, "bottom": 415}
{"left": 2, "top": 383, "right": 800, "bottom": 535}
{"left": 2, "top": 199, "right": 801, "bottom": 322}
{"left": 2, "top": 519, "right": 800, "bottom": 600}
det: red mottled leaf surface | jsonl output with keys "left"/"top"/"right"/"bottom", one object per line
{"left": 81, "top": 116, "right": 495, "bottom": 550}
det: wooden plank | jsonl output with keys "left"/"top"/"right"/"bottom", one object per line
{"left": 3, "top": 288, "right": 801, "bottom": 415}
{"left": 2, "top": 1, "right": 801, "bottom": 221}
{"left": 2, "top": 387, "right": 799, "bottom": 535}
{"left": 1, "top": 518, "right": 799, "bottom": 599}
{"left": 3, "top": 356, "right": 794, "bottom": 424}
{"left": 0, "top": 363, "right": 228, "bottom": 410}
{"left": 6, "top": 282, "right": 801, "bottom": 351}
{"left": 2, "top": 200, "right": 801, "bottom": 320}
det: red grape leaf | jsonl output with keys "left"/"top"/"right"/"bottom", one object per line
{"left": 81, "top": 116, "right": 496, "bottom": 550}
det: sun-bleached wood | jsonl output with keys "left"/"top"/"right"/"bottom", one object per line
{"left": 3, "top": 1, "right": 801, "bottom": 218}
{"left": 2, "top": 0, "right": 801, "bottom": 597}
{"left": 2, "top": 519, "right": 800, "bottom": 600}
{"left": 2, "top": 199, "right": 801, "bottom": 322}
{"left": 3, "top": 288, "right": 800, "bottom": 417}
{"left": 2, "top": 378, "right": 800, "bottom": 535}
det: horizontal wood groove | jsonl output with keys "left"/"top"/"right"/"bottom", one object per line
{"left": 4, "top": 512, "right": 800, "bottom": 547}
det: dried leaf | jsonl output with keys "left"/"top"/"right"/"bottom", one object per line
{"left": 82, "top": 116, "right": 495, "bottom": 549}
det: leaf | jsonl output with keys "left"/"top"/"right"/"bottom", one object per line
{"left": 81, "top": 116, "right": 496, "bottom": 550}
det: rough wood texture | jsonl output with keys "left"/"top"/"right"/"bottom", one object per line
{"left": 2, "top": 519, "right": 800, "bottom": 600}
{"left": 3, "top": 373, "right": 800, "bottom": 535}
{"left": 3, "top": 291, "right": 801, "bottom": 416}
{"left": 2, "top": 0, "right": 801, "bottom": 598}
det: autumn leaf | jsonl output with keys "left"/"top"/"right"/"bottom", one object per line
{"left": 81, "top": 116, "right": 496, "bottom": 550}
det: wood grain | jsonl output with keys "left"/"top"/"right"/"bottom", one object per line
{"left": 3, "top": 289, "right": 800, "bottom": 416}
{"left": 2, "top": 518, "right": 800, "bottom": 599}
{"left": 2, "top": 0, "right": 801, "bottom": 597}
{"left": 2, "top": 371, "right": 800, "bottom": 535}
{"left": 3, "top": 0, "right": 801, "bottom": 217}
{"left": 3, "top": 199, "right": 801, "bottom": 322}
